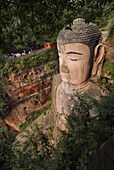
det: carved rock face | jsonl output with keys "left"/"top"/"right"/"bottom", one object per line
{"left": 52, "top": 19, "right": 108, "bottom": 137}
{"left": 57, "top": 43, "right": 91, "bottom": 85}
{"left": 105, "top": 41, "right": 114, "bottom": 62}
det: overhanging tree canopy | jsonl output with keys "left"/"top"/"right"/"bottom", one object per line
{"left": 0, "top": 0, "right": 113, "bottom": 51}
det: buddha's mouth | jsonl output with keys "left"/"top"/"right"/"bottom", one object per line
{"left": 61, "top": 80, "right": 91, "bottom": 95}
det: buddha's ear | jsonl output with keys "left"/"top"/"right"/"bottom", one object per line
{"left": 92, "top": 44, "right": 105, "bottom": 78}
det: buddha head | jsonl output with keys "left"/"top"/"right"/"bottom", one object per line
{"left": 57, "top": 18, "right": 104, "bottom": 85}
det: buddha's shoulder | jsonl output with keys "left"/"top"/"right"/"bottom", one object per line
{"left": 52, "top": 74, "right": 62, "bottom": 87}
{"left": 52, "top": 74, "right": 62, "bottom": 95}
{"left": 85, "top": 80, "right": 109, "bottom": 100}
{"left": 52, "top": 74, "right": 62, "bottom": 109}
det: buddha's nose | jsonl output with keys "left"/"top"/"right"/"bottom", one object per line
{"left": 61, "top": 60, "right": 69, "bottom": 73}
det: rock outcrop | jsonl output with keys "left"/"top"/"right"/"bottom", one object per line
{"left": 4, "top": 61, "right": 58, "bottom": 131}
{"left": 78, "top": 135, "right": 114, "bottom": 170}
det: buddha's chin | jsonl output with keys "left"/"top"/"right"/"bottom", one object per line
{"left": 61, "top": 78, "right": 69, "bottom": 83}
{"left": 62, "top": 79, "right": 88, "bottom": 86}
{"left": 62, "top": 79, "right": 78, "bottom": 85}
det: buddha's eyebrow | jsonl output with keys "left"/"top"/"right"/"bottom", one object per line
{"left": 66, "top": 51, "right": 83, "bottom": 55}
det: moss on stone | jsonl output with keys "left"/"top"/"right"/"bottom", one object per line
{"left": 103, "top": 60, "right": 114, "bottom": 76}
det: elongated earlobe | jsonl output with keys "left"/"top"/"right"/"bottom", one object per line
{"left": 92, "top": 44, "right": 105, "bottom": 78}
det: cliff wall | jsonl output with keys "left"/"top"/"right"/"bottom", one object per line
{"left": 5, "top": 61, "right": 58, "bottom": 131}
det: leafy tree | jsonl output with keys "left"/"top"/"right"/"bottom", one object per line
{"left": 12, "top": 125, "right": 53, "bottom": 170}
{"left": 0, "top": 132, "right": 16, "bottom": 170}
{"left": 10, "top": 88, "right": 114, "bottom": 170}
{"left": 46, "top": 86, "right": 114, "bottom": 169}
{"left": 0, "top": 52, "right": 9, "bottom": 117}
{"left": 0, "top": 0, "right": 113, "bottom": 51}
{"left": 0, "top": 88, "right": 114, "bottom": 170}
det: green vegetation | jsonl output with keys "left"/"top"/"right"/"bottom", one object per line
{"left": 0, "top": 131, "right": 17, "bottom": 170}
{"left": 103, "top": 60, "right": 114, "bottom": 76}
{"left": 0, "top": 1, "right": 114, "bottom": 169}
{"left": 0, "top": 52, "right": 10, "bottom": 117}
{"left": 0, "top": 92, "right": 9, "bottom": 117}
{"left": 0, "top": 48, "right": 57, "bottom": 119}
{"left": 0, "top": 87, "right": 114, "bottom": 169}
{"left": 107, "top": 12, "right": 114, "bottom": 33}
{"left": 0, "top": 0, "right": 113, "bottom": 52}
{"left": 1, "top": 48, "right": 58, "bottom": 77}
{"left": 47, "top": 126, "right": 54, "bottom": 140}
{"left": 19, "top": 104, "right": 51, "bottom": 132}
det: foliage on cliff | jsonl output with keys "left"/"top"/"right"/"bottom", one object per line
{"left": 0, "top": 48, "right": 58, "bottom": 77}
{"left": 0, "top": 52, "right": 9, "bottom": 117}
{"left": 103, "top": 60, "right": 114, "bottom": 76}
{"left": 0, "top": 0, "right": 113, "bottom": 52}
{"left": 1, "top": 85, "right": 114, "bottom": 170}
{"left": 0, "top": 1, "right": 114, "bottom": 169}
{"left": 0, "top": 48, "right": 57, "bottom": 121}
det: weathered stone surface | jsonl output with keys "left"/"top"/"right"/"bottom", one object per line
{"left": 101, "top": 30, "right": 109, "bottom": 43}
{"left": 52, "top": 74, "right": 62, "bottom": 112}
{"left": 51, "top": 73, "right": 108, "bottom": 139}
{"left": 52, "top": 18, "right": 111, "bottom": 136}
{"left": 78, "top": 135, "right": 114, "bottom": 170}
{"left": 100, "top": 135, "right": 114, "bottom": 161}
{"left": 105, "top": 40, "right": 114, "bottom": 62}
{"left": 16, "top": 106, "right": 56, "bottom": 151}
{"left": 55, "top": 18, "right": 107, "bottom": 116}
{"left": 57, "top": 18, "right": 101, "bottom": 50}
{"left": 5, "top": 61, "right": 58, "bottom": 131}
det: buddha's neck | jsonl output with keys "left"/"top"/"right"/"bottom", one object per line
{"left": 61, "top": 80, "right": 91, "bottom": 95}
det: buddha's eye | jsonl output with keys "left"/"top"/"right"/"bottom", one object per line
{"left": 70, "top": 59, "right": 78, "bottom": 61}
{"left": 68, "top": 57, "right": 81, "bottom": 61}
{"left": 67, "top": 55, "right": 81, "bottom": 61}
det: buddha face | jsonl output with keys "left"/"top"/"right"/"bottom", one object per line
{"left": 57, "top": 43, "right": 92, "bottom": 85}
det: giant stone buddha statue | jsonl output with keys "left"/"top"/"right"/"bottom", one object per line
{"left": 52, "top": 18, "right": 108, "bottom": 132}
